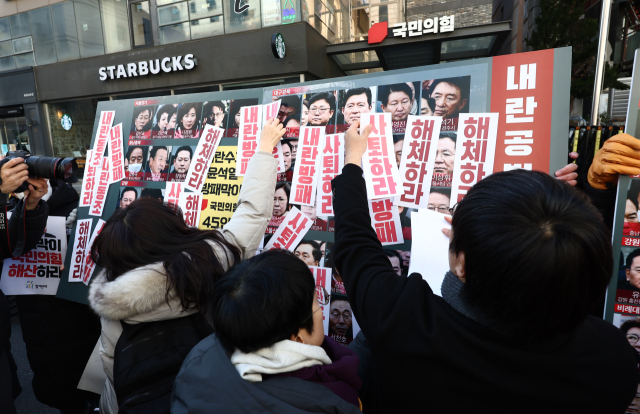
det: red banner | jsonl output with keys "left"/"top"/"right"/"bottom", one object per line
{"left": 490, "top": 49, "right": 554, "bottom": 173}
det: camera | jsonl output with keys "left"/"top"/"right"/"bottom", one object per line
{"left": 0, "top": 150, "right": 78, "bottom": 192}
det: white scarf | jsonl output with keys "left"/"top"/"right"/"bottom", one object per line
{"left": 231, "top": 340, "right": 331, "bottom": 383}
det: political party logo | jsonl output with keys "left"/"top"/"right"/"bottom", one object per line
{"left": 61, "top": 114, "right": 73, "bottom": 131}
{"left": 368, "top": 22, "right": 388, "bottom": 44}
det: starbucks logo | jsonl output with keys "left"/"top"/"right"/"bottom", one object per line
{"left": 271, "top": 33, "right": 286, "bottom": 59}
{"left": 61, "top": 114, "right": 73, "bottom": 131}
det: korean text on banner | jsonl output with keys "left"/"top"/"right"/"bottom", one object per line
{"left": 310, "top": 266, "right": 331, "bottom": 335}
{"left": 450, "top": 113, "right": 499, "bottom": 205}
{"left": 360, "top": 113, "right": 402, "bottom": 199}
{"left": 409, "top": 210, "right": 451, "bottom": 296}
{"left": 164, "top": 182, "right": 183, "bottom": 211}
{"left": 490, "top": 50, "right": 554, "bottom": 173}
{"left": 179, "top": 191, "right": 204, "bottom": 228}
{"left": 264, "top": 207, "right": 313, "bottom": 251}
{"left": 263, "top": 100, "right": 286, "bottom": 173}
{"left": 317, "top": 134, "right": 344, "bottom": 218}
{"left": 368, "top": 198, "right": 404, "bottom": 246}
{"left": 92, "top": 111, "right": 115, "bottom": 165}
{"left": 108, "top": 123, "right": 125, "bottom": 184}
{"left": 237, "top": 105, "right": 263, "bottom": 176}
{"left": 396, "top": 116, "right": 441, "bottom": 209}
{"left": 89, "top": 157, "right": 110, "bottom": 217}
{"left": 0, "top": 217, "right": 66, "bottom": 295}
{"left": 184, "top": 124, "right": 224, "bottom": 193}
{"left": 82, "top": 219, "right": 106, "bottom": 285}
{"left": 290, "top": 126, "right": 324, "bottom": 206}
{"left": 69, "top": 219, "right": 93, "bottom": 283}
{"left": 79, "top": 150, "right": 95, "bottom": 207}
{"left": 199, "top": 146, "right": 243, "bottom": 230}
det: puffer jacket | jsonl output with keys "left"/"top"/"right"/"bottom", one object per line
{"left": 88, "top": 151, "right": 277, "bottom": 413}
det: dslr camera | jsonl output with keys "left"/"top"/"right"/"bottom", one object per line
{"left": 0, "top": 150, "right": 78, "bottom": 192}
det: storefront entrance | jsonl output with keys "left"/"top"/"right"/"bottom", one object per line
{"left": 0, "top": 115, "right": 31, "bottom": 154}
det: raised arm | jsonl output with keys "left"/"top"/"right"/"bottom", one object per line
{"left": 220, "top": 118, "right": 285, "bottom": 259}
{"left": 332, "top": 122, "right": 430, "bottom": 346}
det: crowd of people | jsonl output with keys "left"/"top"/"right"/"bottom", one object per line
{"left": 3, "top": 118, "right": 640, "bottom": 413}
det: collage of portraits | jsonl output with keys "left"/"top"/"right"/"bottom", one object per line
{"left": 113, "top": 76, "right": 471, "bottom": 347}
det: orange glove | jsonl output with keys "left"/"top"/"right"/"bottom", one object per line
{"left": 588, "top": 133, "right": 640, "bottom": 190}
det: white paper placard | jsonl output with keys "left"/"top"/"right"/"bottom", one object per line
{"left": 69, "top": 218, "right": 93, "bottom": 283}
{"left": 360, "top": 112, "right": 402, "bottom": 199}
{"left": 237, "top": 105, "right": 263, "bottom": 176}
{"left": 316, "top": 133, "right": 344, "bottom": 218}
{"left": 264, "top": 207, "right": 313, "bottom": 251}
{"left": 108, "top": 123, "right": 125, "bottom": 184}
{"left": 178, "top": 190, "right": 204, "bottom": 228}
{"left": 290, "top": 126, "right": 324, "bottom": 206}
{"left": 184, "top": 124, "right": 224, "bottom": 192}
{"left": 310, "top": 266, "right": 332, "bottom": 335}
{"left": 82, "top": 219, "right": 106, "bottom": 285}
{"left": 368, "top": 197, "right": 404, "bottom": 246}
{"left": 89, "top": 157, "right": 109, "bottom": 217}
{"left": 409, "top": 209, "right": 451, "bottom": 296}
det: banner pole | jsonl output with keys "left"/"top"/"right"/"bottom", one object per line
{"left": 591, "top": 0, "right": 613, "bottom": 126}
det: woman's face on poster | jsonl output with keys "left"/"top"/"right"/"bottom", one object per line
{"left": 168, "top": 113, "right": 177, "bottom": 130}
{"left": 135, "top": 109, "right": 150, "bottom": 131}
{"left": 301, "top": 104, "right": 309, "bottom": 126}
{"left": 273, "top": 188, "right": 288, "bottom": 216}
{"left": 235, "top": 111, "right": 242, "bottom": 127}
{"left": 421, "top": 98, "right": 433, "bottom": 116}
{"left": 626, "top": 199, "right": 639, "bottom": 223}
{"left": 301, "top": 204, "right": 317, "bottom": 220}
{"left": 183, "top": 107, "right": 197, "bottom": 130}
{"left": 282, "top": 144, "right": 292, "bottom": 170}
{"left": 157, "top": 112, "right": 169, "bottom": 131}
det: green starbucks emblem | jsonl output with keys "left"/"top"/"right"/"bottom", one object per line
{"left": 271, "top": 33, "right": 286, "bottom": 59}
{"left": 61, "top": 114, "right": 73, "bottom": 131}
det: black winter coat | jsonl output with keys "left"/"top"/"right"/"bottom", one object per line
{"left": 332, "top": 164, "right": 638, "bottom": 414}
{"left": 15, "top": 182, "right": 102, "bottom": 411}
{"left": 0, "top": 197, "right": 49, "bottom": 408}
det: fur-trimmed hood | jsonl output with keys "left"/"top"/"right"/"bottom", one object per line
{"left": 89, "top": 262, "right": 194, "bottom": 322}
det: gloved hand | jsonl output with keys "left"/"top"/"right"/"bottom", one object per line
{"left": 588, "top": 133, "right": 640, "bottom": 190}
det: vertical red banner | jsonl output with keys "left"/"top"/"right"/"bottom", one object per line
{"left": 490, "top": 49, "right": 555, "bottom": 173}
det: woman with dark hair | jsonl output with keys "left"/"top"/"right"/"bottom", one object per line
{"left": 174, "top": 103, "right": 201, "bottom": 139}
{"left": 301, "top": 99, "right": 310, "bottom": 127}
{"left": 88, "top": 119, "right": 286, "bottom": 414}
{"left": 268, "top": 182, "right": 290, "bottom": 228}
{"left": 152, "top": 105, "right": 177, "bottom": 134}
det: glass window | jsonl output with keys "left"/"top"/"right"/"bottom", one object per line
{"left": 157, "top": 0, "right": 183, "bottom": 5}
{"left": 189, "top": 0, "right": 223, "bottom": 20}
{"left": 10, "top": 13, "right": 31, "bottom": 38}
{"left": 0, "top": 56, "right": 15, "bottom": 71}
{"left": 29, "top": 8, "right": 57, "bottom": 65}
{"left": 48, "top": 98, "right": 109, "bottom": 159}
{"left": 131, "top": 2, "right": 154, "bottom": 47}
{"left": 224, "top": 0, "right": 262, "bottom": 33}
{"left": 0, "top": 18, "right": 10, "bottom": 42}
{"left": 0, "top": 40, "right": 12, "bottom": 58}
{"left": 159, "top": 21, "right": 190, "bottom": 44}
{"left": 158, "top": 3, "right": 189, "bottom": 26}
{"left": 75, "top": 0, "right": 105, "bottom": 57}
{"left": 52, "top": 2, "right": 81, "bottom": 62}
{"left": 14, "top": 52, "right": 35, "bottom": 68}
{"left": 12, "top": 37, "right": 33, "bottom": 54}
{"left": 261, "top": 0, "right": 282, "bottom": 27}
{"left": 101, "top": 0, "right": 132, "bottom": 53}
{"left": 190, "top": 16, "right": 224, "bottom": 39}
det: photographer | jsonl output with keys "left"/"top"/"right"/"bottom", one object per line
{"left": 0, "top": 157, "right": 49, "bottom": 414}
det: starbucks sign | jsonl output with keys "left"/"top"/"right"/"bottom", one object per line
{"left": 61, "top": 114, "right": 73, "bottom": 131}
{"left": 271, "top": 33, "right": 286, "bottom": 59}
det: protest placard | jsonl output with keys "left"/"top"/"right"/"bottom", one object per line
{"left": 310, "top": 266, "right": 331, "bottom": 335}
{"left": 79, "top": 150, "right": 95, "bottom": 208}
{"left": 164, "top": 182, "right": 183, "bottom": 211}
{"left": 82, "top": 219, "right": 106, "bottom": 285}
{"left": 368, "top": 198, "right": 404, "bottom": 246}
{"left": 317, "top": 133, "right": 344, "bottom": 218}
{"left": 108, "top": 123, "right": 125, "bottom": 184}
{"left": 89, "top": 157, "right": 110, "bottom": 217}
{"left": 69, "top": 219, "right": 93, "bottom": 283}
{"left": 237, "top": 105, "right": 263, "bottom": 176}
{"left": 360, "top": 113, "right": 402, "bottom": 199}
{"left": 290, "top": 126, "right": 324, "bottom": 206}
{"left": 184, "top": 124, "right": 224, "bottom": 193}
{"left": 264, "top": 207, "right": 313, "bottom": 250}
{"left": 179, "top": 191, "right": 204, "bottom": 228}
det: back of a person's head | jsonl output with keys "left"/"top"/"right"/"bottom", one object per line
{"left": 449, "top": 169, "right": 612, "bottom": 341}
{"left": 91, "top": 197, "right": 241, "bottom": 317}
{"left": 213, "top": 250, "right": 316, "bottom": 353}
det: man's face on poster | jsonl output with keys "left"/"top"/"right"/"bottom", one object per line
{"left": 388, "top": 255, "right": 402, "bottom": 276}
{"left": 173, "top": 150, "right": 191, "bottom": 174}
{"left": 342, "top": 93, "right": 371, "bottom": 125}
{"left": 278, "top": 105, "right": 295, "bottom": 123}
{"left": 309, "top": 99, "right": 334, "bottom": 126}
{"left": 329, "top": 300, "right": 352, "bottom": 336}
{"left": 211, "top": 106, "right": 225, "bottom": 127}
{"left": 434, "top": 138, "right": 456, "bottom": 175}
{"left": 149, "top": 149, "right": 168, "bottom": 173}
{"left": 301, "top": 205, "right": 317, "bottom": 220}
{"left": 135, "top": 109, "right": 150, "bottom": 131}
{"left": 394, "top": 139, "right": 404, "bottom": 168}
{"left": 431, "top": 82, "right": 467, "bottom": 118}
{"left": 294, "top": 243, "right": 318, "bottom": 267}
{"left": 289, "top": 139, "right": 299, "bottom": 160}
{"left": 129, "top": 148, "right": 144, "bottom": 167}
{"left": 427, "top": 192, "right": 451, "bottom": 215}
{"left": 382, "top": 91, "right": 411, "bottom": 122}
{"left": 120, "top": 190, "right": 137, "bottom": 209}
{"left": 282, "top": 144, "right": 292, "bottom": 171}
{"left": 627, "top": 257, "right": 640, "bottom": 289}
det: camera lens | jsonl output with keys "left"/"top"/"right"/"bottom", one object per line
{"left": 25, "top": 156, "right": 78, "bottom": 182}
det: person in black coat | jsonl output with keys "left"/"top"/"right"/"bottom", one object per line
{"left": 0, "top": 158, "right": 50, "bottom": 414}
{"left": 331, "top": 122, "right": 637, "bottom": 414}
{"left": 15, "top": 180, "right": 101, "bottom": 414}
